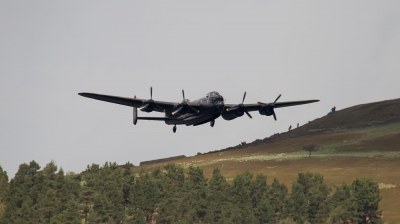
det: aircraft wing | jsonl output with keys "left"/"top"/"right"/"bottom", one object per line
{"left": 273, "top": 100, "right": 320, "bottom": 108}
{"left": 224, "top": 99, "right": 320, "bottom": 112}
{"left": 223, "top": 103, "right": 260, "bottom": 112}
{"left": 78, "top": 92, "right": 177, "bottom": 112}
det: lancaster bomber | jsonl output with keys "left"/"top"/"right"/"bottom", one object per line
{"left": 79, "top": 87, "right": 319, "bottom": 133}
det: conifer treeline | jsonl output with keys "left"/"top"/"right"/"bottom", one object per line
{"left": 0, "top": 161, "right": 382, "bottom": 224}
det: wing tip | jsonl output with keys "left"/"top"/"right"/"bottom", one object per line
{"left": 306, "top": 99, "right": 320, "bottom": 104}
{"left": 78, "top": 92, "right": 95, "bottom": 98}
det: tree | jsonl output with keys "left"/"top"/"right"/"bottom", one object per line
{"left": 122, "top": 162, "right": 135, "bottom": 207}
{"left": 86, "top": 208, "right": 100, "bottom": 224}
{"left": 132, "top": 176, "right": 160, "bottom": 222}
{"left": 268, "top": 178, "right": 288, "bottom": 221}
{"left": 0, "top": 166, "right": 8, "bottom": 200}
{"left": 130, "top": 209, "right": 147, "bottom": 224}
{"left": 302, "top": 143, "right": 319, "bottom": 157}
{"left": 251, "top": 173, "right": 268, "bottom": 209}
{"left": 0, "top": 166, "right": 9, "bottom": 219}
{"left": 328, "top": 184, "right": 356, "bottom": 223}
{"left": 204, "top": 167, "right": 228, "bottom": 223}
{"left": 50, "top": 199, "right": 81, "bottom": 224}
{"left": 92, "top": 194, "right": 114, "bottom": 223}
{"left": 37, "top": 189, "right": 60, "bottom": 223}
{"left": 1, "top": 161, "right": 41, "bottom": 224}
{"left": 288, "top": 172, "right": 331, "bottom": 223}
{"left": 221, "top": 171, "right": 258, "bottom": 223}
{"left": 308, "top": 175, "right": 331, "bottom": 223}
{"left": 286, "top": 182, "right": 307, "bottom": 223}
{"left": 156, "top": 164, "right": 185, "bottom": 224}
{"left": 178, "top": 166, "right": 208, "bottom": 222}
{"left": 352, "top": 178, "right": 383, "bottom": 224}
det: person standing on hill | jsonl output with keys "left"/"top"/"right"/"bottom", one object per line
{"left": 297, "top": 123, "right": 299, "bottom": 128}
{"left": 288, "top": 125, "right": 292, "bottom": 132}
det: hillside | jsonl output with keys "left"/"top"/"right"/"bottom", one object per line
{"left": 134, "top": 98, "right": 400, "bottom": 223}
{"left": 211, "top": 97, "right": 400, "bottom": 153}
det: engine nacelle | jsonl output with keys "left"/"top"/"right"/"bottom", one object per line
{"left": 259, "top": 104, "right": 274, "bottom": 116}
{"left": 140, "top": 104, "right": 153, "bottom": 112}
{"left": 222, "top": 110, "right": 244, "bottom": 120}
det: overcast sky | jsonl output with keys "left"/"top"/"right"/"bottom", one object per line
{"left": 1, "top": 1, "right": 399, "bottom": 177}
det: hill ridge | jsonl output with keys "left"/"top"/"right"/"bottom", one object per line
{"left": 203, "top": 98, "right": 400, "bottom": 154}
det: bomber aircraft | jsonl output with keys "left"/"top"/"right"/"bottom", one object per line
{"left": 79, "top": 87, "right": 319, "bottom": 133}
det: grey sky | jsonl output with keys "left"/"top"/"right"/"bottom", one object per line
{"left": 1, "top": 1, "right": 399, "bottom": 177}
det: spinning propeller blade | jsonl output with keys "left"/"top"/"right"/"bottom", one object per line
{"left": 244, "top": 110, "right": 252, "bottom": 119}
{"left": 140, "top": 86, "right": 164, "bottom": 111}
{"left": 172, "top": 89, "right": 199, "bottom": 115}
{"left": 228, "top": 91, "right": 252, "bottom": 119}
{"left": 258, "top": 94, "right": 281, "bottom": 121}
{"left": 274, "top": 94, "right": 281, "bottom": 104}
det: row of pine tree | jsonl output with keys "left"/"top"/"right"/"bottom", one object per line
{"left": 0, "top": 161, "right": 382, "bottom": 224}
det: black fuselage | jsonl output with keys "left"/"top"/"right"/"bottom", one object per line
{"left": 164, "top": 92, "right": 225, "bottom": 126}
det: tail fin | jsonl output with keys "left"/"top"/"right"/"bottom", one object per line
{"left": 133, "top": 95, "right": 138, "bottom": 125}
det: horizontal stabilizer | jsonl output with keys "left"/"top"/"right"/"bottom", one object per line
{"left": 137, "top": 117, "right": 170, "bottom": 121}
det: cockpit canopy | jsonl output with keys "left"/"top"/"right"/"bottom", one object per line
{"left": 206, "top": 91, "right": 220, "bottom": 98}
{"left": 206, "top": 91, "right": 224, "bottom": 104}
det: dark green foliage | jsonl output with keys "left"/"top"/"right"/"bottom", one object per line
{"left": 178, "top": 166, "right": 208, "bottom": 222}
{"left": 155, "top": 164, "right": 185, "bottom": 223}
{"left": 352, "top": 178, "right": 383, "bottom": 224}
{"left": 286, "top": 182, "right": 308, "bottom": 222}
{"left": 131, "top": 209, "right": 147, "bottom": 224}
{"left": 204, "top": 167, "right": 228, "bottom": 223}
{"left": 0, "top": 166, "right": 8, "bottom": 200}
{"left": 0, "top": 161, "right": 81, "bottom": 224}
{"left": 132, "top": 174, "right": 160, "bottom": 221}
{"left": 328, "top": 183, "right": 357, "bottom": 223}
{"left": 280, "top": 172, "right": 333, "bottom": 223}
{"left": 269, "top": 178, "right": 288, "bottom": 221}
{"left": 80, "top": 161, "right": 131, "bottom": 223}
{"left": 50, "top": 199, "right": 81, "bottom": 224}
{"left": 221, "top": 171, "right": 256, "bottom": 223}
{"left": 0, "top": 166, "right": 9, "bottom": 219}
{"left": 0, "top": 161, "right": 385, "bottom": 224}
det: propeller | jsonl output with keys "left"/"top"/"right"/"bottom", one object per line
{"left": 274, "top": 94, "right": 281, "bottom": 104}
{"left": 150, "top": 86, "right": 153, "bottom": 99}
{"left": 226, "top": 91, "right": 252, "bottom": 119}
{"left": 140, "top": 86, "right": 164, "bottom": 112}
{"left": 271, "top": 94, "right": 281, "bottom": 120}
{"left": 172, "top": 89, "right": 199, "bottom": 115}
{"left": 258, "top": 94, "right": 281, "bottom": 121}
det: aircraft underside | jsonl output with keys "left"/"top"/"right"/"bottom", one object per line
{"left": 165, "top": 113, "right": 217, "bottom": 126}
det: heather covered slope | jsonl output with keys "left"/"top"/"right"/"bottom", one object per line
{"left": 216, "top": 98, "right": 400, "bottom": 151}
{"left": 135, "top": 98, "right": 400, "bottom": 222}
{"left": 287, "top": 97, "right": 400, "bottom": 136}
